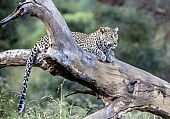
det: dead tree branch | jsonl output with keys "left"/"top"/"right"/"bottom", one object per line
{"left": 0, "top": 0, "right": 170, "bottom": 118}
{"left": 65, "top": 89, "right": 96, "bottom": 98}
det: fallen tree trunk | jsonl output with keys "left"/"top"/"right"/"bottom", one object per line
{"left": 0, "top": 0, "right": 170, "bottom": 118}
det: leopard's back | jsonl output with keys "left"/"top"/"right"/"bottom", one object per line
{"left": 72, "top": 32, "right": 98, "bottom": 52}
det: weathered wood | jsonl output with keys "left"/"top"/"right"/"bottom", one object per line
{"left": 0, "top": 0, "right": 170, "bottom": 118}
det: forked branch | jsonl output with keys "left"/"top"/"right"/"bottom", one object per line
{"left": 65, "top": 90, "right": 96, "bottom": 98}
{"left": 0, "top": 1, "right": 31, "bottom": 26}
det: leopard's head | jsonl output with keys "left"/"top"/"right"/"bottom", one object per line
{"left": 99, "top": 26, "right": 119, "bottom": 50}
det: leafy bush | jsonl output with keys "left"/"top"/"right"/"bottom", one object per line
{"left": 0, "top": 79, "right": 89, "bottom": 119}
{"left": 0, "top": 79, "right": 18, "bottom": 118}
{"left": 0, "top": 0, "right": 19, "bottom": 51}
{"left": 54, "top": 0, "right": 96, "bottom": 13}
{"left": 64, "top": 12, "right": 95, "bottom": 33}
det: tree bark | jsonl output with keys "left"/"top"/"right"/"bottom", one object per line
{"left": 0, "top": 0, "right": 170, "bottom": 118}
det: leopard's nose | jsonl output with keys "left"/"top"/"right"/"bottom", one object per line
{"left": 113, "top": 43, "right": 117, "bottom": 47}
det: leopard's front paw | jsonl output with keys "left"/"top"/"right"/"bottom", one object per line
{"left": 106, "top": 55, "right": 116, "bottom": 62}
{"left": 106, "top": 51, "right": 116, "bottom": 62}
{"left": 98, "top": 54, "right": 107, "bottom": 62}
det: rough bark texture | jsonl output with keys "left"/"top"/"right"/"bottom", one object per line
{"left": 0, "top": 0, "right": 170, "bottom": 118}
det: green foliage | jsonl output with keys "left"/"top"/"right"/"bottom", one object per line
{"left": 0, "top": 0, "right": 19, "bottom": 51}
{"left": 54, "top": 0, "right": 96, "bottom": 13}
{"left": 0, "top": 80, "right": 17, "bottom": 118}
{"left": 0, "top": 79, "right": 89, "bottom": 119}
{"left": 22, "top": 96, "right": 88, "bottom": 119}
{"left": 17, "top": 17, "right": 46, "bottom": 49}
{"left": 95, "top": 3, "right": 166, "bottom": 76}
{"left": 26, "top": 69, "right": 103, "bottom": 111}
{"left": 6, "top": 67, "right": 103, "bottom": 114}
{"left": 64, "top": 12, "right": 95, "bottom": 33}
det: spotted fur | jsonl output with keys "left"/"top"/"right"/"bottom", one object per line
{"left": 72, "top": 26, "right": 118, "bottom": 62}
{"left": 17, "top": 26, "right": 119, "bottom": 113}
{"left": 17, "top": 36, "right": 49, "bottom": 112}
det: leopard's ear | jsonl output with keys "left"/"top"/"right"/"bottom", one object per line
{"left": 99, "top": 27, "right": 110, "bottom": 33}
{"left": 114, "top": 27, "right": 119, "bottom": 33}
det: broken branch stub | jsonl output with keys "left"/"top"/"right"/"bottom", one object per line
{"left": 1, "top": 0, "right": 170, "bottom": 118}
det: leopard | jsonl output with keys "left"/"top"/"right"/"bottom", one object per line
{"left": 17, "top": 26, "right": 119, "bottom": 113}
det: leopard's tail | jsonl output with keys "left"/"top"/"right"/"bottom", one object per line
{"left": 17, "top": 44, "right": 38, "bottom": 113}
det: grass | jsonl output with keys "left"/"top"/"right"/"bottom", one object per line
{"left": 0, "top": 78, "right": 89, "bottom": 119}
{"left": 0, "top": 67, "right": 163, "bottom": 119}
{"left": 19, "top": 96, "right": 88, "bottom": 119}
{"left": 0, "top": 81, "right": 163, "bottom": 119}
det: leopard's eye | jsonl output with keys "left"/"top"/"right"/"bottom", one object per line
{"left": 114, "top": 33, "right": 118, "bottom": 37}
